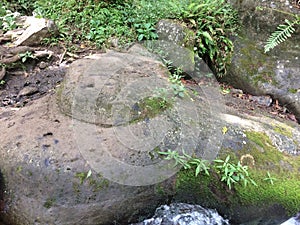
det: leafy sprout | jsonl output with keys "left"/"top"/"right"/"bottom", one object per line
{"left": 264, "top": 19, "right": 299, "bottom": 53}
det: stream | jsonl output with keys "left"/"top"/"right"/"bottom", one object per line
{"left": 132, "top": 203, "right": 300, "bottom": 225}
{"left": 0, "top": 202, "right": 299, "bottom": 225}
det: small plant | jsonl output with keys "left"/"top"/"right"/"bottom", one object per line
{"left": 264, "top": 18, "right": 300, "bottom": 53}
{"left": 0, "top": 7, "right": 20, "bottom": 31}
{"left": 153, "top": 88, "right": 170, "bottom": 108}
{"left": 75, "top": 170, "right": 92, "bottom": 184}
{"left": 169, "top": 68, "right": 186, "bottom": 98}
{"left": 189, "top": 157, "right": 210, "bottom": 176}
{"left": 134, "top": 22, "right": 158, "bottom": 41}
{"left": 19, "top": 51, "right": 36, "bottom": 63}
{"left": 263, "top": 171, "right": 277, "bottom": 185}
{"left": 158, "top": 150, "right": 210, "bottom": 176}
{"left": 159, "top": 151, "right": 259, "bottom": 189}
{"left": 159, "top": 149, "right": 191, "bottom": 169}
{"left": 260, "top": 5, "right": 300, "bottom": 52}
{"left": 0, "top": 80, "right": 5, "bottom": 86}
{"left": 214, "top": 155, "right": 257, "bottom": 190}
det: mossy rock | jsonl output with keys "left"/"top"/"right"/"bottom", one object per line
{"left": 171, "top": 126, "right": 300, "bottom": 224}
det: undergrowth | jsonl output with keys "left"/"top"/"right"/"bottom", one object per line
{"left": 2, "top": 0, "right": 239, "bottom": 76}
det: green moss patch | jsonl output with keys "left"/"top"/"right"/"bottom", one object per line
{"left": 174, "top": 131, "right": 300, "bottom": 217}
{"left": 130, "top": 96, "right": 172, "bottom": 124}
{"left": 272, "top": 123, "right": 293, "bottom": 138}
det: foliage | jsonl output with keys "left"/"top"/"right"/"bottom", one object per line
{"left": 0, "top": 6, "right": 20, "bottom": 31}
{"left": 167, "top": 0, "right": 239, "bottom": 76}
{"left": 263, "top": 171, "right": 277, "bottom": 185}
{"left": 159, "top": 149, "right": 210, "bottom": 176}
{"left": 3, "top": 0, "right": 238, "bottom": 76}
{"left": 159, "top": 150, "right": 258, "bottom": 190}
{"left": 214, "top": 155, "right": 257, "bottom": 190}
{"left": 19, "top": 51, "right": 36, "bottom": 63}
{"left": 159, "top": 149, "right": 192, "bottom": 169}
{"left": 264, "top": 18, "right": 300, "bottom": 53}
{"left": 134, "top": 22, "right": 158, "bottom": 41}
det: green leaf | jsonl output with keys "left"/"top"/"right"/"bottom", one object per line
{"left": 86, "top": 169, "right": 92, "bottom": 178}
{"left": 264, "top": 19, "right": 297, "bottom": 53}
{"left": 201, "top": 31, "right": 213, "bottom": 42}
{"left": 138, "top": 34, "right": 144, "bottom": 41}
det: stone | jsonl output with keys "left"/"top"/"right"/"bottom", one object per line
{"left": 14, "top": 17, "right": 57, "bottom": 46}
{"left": 0, "top": 47, "right": 224, "bottom": 224}
{"left": 0, "top": 46, "right": 299, "bottom": 225}
{"left": 143, "top": 19, "right": 196, "bottom": 75}
{"left": 222, "top": 0, "right": 300, "bottom": 122}
{"left": 17, "top": 86, "right": 38, "bottom": 98}
{"left": 156, "top": 19, "right": 195, "bottom": 49}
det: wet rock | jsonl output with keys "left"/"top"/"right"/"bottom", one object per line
{"left": 281, "top": 212, "right": 300, "bottom": 225}
{"left": 132, "top": 203, "right": 229, "bottom": 225}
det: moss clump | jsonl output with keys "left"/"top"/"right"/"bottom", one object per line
{"left": 43, "top": 197, "right": 56, "bottom": 209}
{"left": 234, "top": 171, "right": 300, "bottom": 215}
{"left": 130, "top": 96, "right": 172, "bottom": 124}
{"left": 89, "top": 174, "right": 109, "bottom": 192}
{"left": 238, "top": 36, "right": 277, "bottom": 86}
{"left": 288, "top": 88, "right": 298, "bottom": 94}
{"left": 272, "top": 123, "right": 293, "bottom": 138}
{"left": 174, "top": 131, "right": 300, "bottom": 218}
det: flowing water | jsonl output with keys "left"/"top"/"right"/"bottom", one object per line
{"left": 1, "top": 203, "right": 299, "bottom": 224}
{"left": 132, "top": 203, "right": 300, "bottom": 225}
{"left": 132, "top": 203, "right": 229, "bottom": 225}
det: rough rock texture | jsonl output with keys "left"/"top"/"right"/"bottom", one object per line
{"left": 14, "top": 17, "right": 57, "bottom": 46}
{"left": 145, "top": 19, "right": 196, "bottom": 74}
{"left": 0, "top": 47, "right": 223, "bottom": 224}
{"left": 0, "top": 45, "right": 299, "bottom": 225}
{"left": 222, "top": 0, "right": 300, "bottom": 122}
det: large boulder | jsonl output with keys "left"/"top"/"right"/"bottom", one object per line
{"left": 0, "top": 46, "right": 223, "bottom": 224}
{"left": 222, "top": 0, "right": 300, "bottom": 122}
{"left": 0, "top": 45, "right": 299, "bottom": 225}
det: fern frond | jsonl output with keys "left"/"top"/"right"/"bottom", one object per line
{"left": 264, "top": 19, "right": 297, "bottom": 53}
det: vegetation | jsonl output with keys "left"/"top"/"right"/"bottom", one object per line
{"left": 1, "top": 0, "right": 239, "bottom": 76}
{"left": 265, "top": 17, "right": 300, "bottom": 53}
{"left": 261, "top": 6, "right": 300, "bottom": 53}
{"left": 166, "top": 130, "right": 300, "bottom": 216}
{"left": 159, "top": 150, "right": 257, "bottom": 190}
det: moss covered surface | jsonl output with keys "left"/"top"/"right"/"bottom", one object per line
{"left": 130, "top": 96, "right": 172, "bottom": 124}
{"left": 173, "top": 131, "right": 300, "bottom": 219}
{"left": 239, "top": 39, "right": 277, "bottom": 87}
{"left": 272, "top": 123, "right": 293, "bottom": 138}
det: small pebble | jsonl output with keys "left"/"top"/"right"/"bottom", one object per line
{"left": 17, "top": 86, "right": 38, "bottom": 98}
{"left": 39, "top": 61, "right": 48, "bottom": 69}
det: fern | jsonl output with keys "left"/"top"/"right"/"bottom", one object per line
{"left": 264, "top": 19, "right": 298, "bottom": 53}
